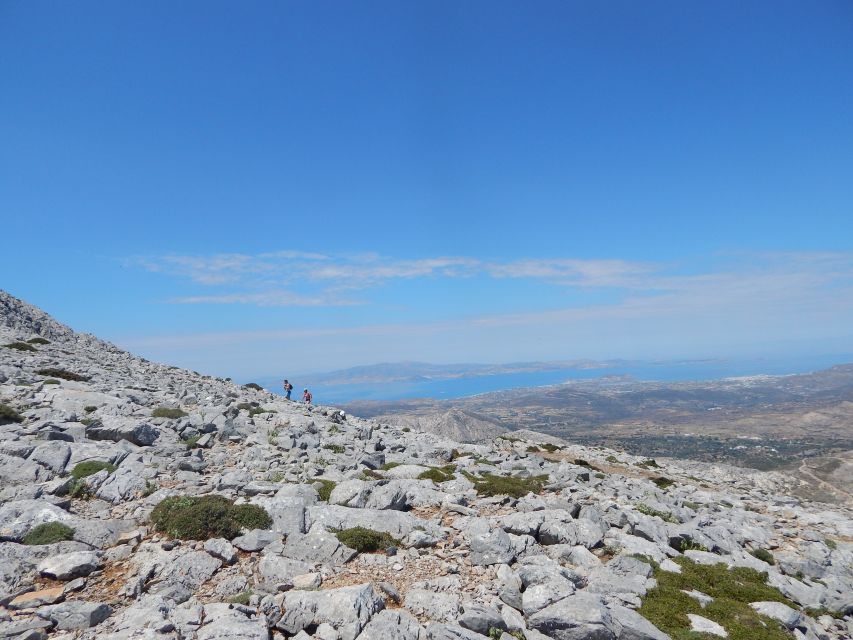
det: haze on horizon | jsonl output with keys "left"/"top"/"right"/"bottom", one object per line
{"left": 2, "top": 2, "right": 853, "bottom": 380}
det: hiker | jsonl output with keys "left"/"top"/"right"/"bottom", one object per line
{"left": 283, "top": 379, "right": 293, "bottom": 400}
{"left": 303, "top": 388, "right": 312, "bottom": 404}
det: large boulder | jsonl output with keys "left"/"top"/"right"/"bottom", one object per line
{"left": 277, "top": 583, "right": 384, "bottom": 640}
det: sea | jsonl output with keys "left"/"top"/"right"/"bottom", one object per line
{"left": 272, "top": 353, "right": 853, "bottom": 405}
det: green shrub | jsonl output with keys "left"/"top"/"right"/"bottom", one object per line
{"left": 359, "top": 469, "right": 383, "bottom": 480}
{"left": 323, "top": 444, "right": 345, "bottom": 454}
{"left": 672, "top": 538, "right": 709, "bottom": 553}
{"left": 315, "top": 479, "right": 337, "bottom": 502}
{"left": 380, "top": 462, "right": 402, "bottom": 471}
{"left": 150, "top": 495, "right": 272, "bottom": 540}
{"left": 236, "top": 402, "right": 259, "bottom": 411}
{"left": 230, "top": 503, "right": 274, "bottom": 530}
{"left": 636, "top": 459, "right": 661, "bottom": 469}
{"left": 84, "top": 405, "right": 97, "bottom": 413}
{"left": 5, "top": 342, "right": 37, "bottom": 352}
{"left": 183, "top": 434, "right": 201, "bottom": 449}
{"left": 402, "top": 427, "right": 410, "bottom": 432}
{"left": 152, "top": 407, "right": 187, "bottom": 419}
{"left": 36, "top": 368, "right": 90, "bottom": 382}
{"left": 824, "top": 539, "right": 837, "bottom": 550}
{"left": 651, "top": 476, "right": 675, "bottom": 489}
{"left": 0, "top": 403, "right": 24, "bottom": 424}
{"left": 683, "top": 501, "right": 701, "bottom": 511}
{"left": 69, "top": 479, "right": 94, "bottom": 500}
{"left": 27, "top": 337, "right": 50, "bottom": 345}
{"left": 541, "top": 443, "right": 561, "bottom": 452}
{"left": 418, "top": 466, "right": 456, "bottom": 483}
{"left": 594, "top": 472, "right": 606, "bottom": 479}
{"left": 71, "top": 460, "right": 117, "bottom": 479}
{"left": 229, "top": 591, "right": 252, "bottom": 605}
{"left": 638, "top": 557, "right": 793, "bottom": 640}
{"left": 334, "top": 526, "right": 399, "bottom": 553}
{"left": 526, "top": 445, "right": 541, "bottom": 453}
{"left": 42, "top": 379, "right": 60, "bottom": 385}
{"left": 574, "top": 458, "right": 602, "bottom": 471}
{"left": 636, "top": 503, "right": 678, "bottom": 523}
{"left": 465, "top": 472, "right": 548, "bottom": 498}
{"left": 605, "top": 455, "right": 619, "bottom": 463}
{"left": 749, "top": 548, "right": 775, "bottom": 565}
{"left": 244, "top": 382, "right": 264, "bottom": 391}
{"left": 23, "top": 522, "right": 75, "bottom": 545}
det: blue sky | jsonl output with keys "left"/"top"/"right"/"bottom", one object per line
{"left": 2, "top": 1, "right": 853, "bottom": 378}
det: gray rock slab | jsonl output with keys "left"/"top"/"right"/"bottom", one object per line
{"left": 37, "top": 551, "right": 102, "bottom": 580}
{"left": 357, "top": 609, "right": 426, "bottom": 640}
{"left": 278, "top": 583, "right": 384, "bottom": 640}
{"left": 196, "top": 603, "right": 269, "bottom": 640}
{"left": 36, "top": 600, "right": 112, "bottom": 630}
{"left": 232, "top": 528, "right": 279, "bottom": 552}
{"left": 282, "top": 529, "right": 356, "bottom": 565}
{"left": 609, "top": 604, "right": 671, "bottom": 640}
{"left": 470, "top": 528, "right": 516, "bottom": 566}
{"left": 750, "top": 601, "right": 803, "bottom": 629}
{"left": 527, "top": 592, "right": 617, "bottom": 640}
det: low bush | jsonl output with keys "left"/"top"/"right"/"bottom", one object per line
{"left": 636, "top": 459, "right": 661, "bottom": 469}
{"left": 638, "top": 557, "right": 793, "bottom": 640}
{"left": 749, "top": 548, "right": 775, "bottom": 565}
{"left": 42, "top": 379, "right": 60, "bottom": 385}
{"left": 334, "top": 526, "right": 399, "bottom": 553}
{"left": 244, "top": 383, "right": 264, "bottom": 391}
{"left": 229, "top": 591, "right": 252, "bottom": 605}
{"left": 71, "top": 460, "right": 117, "bottom": 479}
{"left": 84, "top": 405, "right": 97, "bottom": 413}
{"left": 236, "top": 402, "right": 259, "bottom": 411}
{"left": 636, "top": 503, "right": 679, "bottom": 523}
{"left": 380, "top": 462, "right": 402, "bottom": 471}
{"left": 323, "top": 444, "right": 345, "bottom": 454}
{"left": 183, "top": 434, "right": 201, "bottom": 449}
{"left": 651, "top": 476, "right": 675, "bottom": 489}
{"left": 23, "top": 522, "right": 75, "bottom": 545}
{"left": 36, "top": 368, "right": 90, "bottom": 382}
{"left": 605, "top": 455, "right": 619, "bottom": 463}
{"left": 27, "top": 337, "right": 50, "bottom": 344}
{"left": 315, "top": 479, "right": 337, "bottom": 502}
{"left": 465, "top": 472, "right": 548, "bottom": 498}
{"left": 5, "top": 341, "right": 37, "bottom": 352}
{"left": 672, "top": 538, "right": 709, "bottom": 553}
{"left": 418, "top": 465, "right": 456, "bottom": 483}
{"left": 541, "top": 443, "right": 561, "bottom": 452}
{"left": 0, "top": 403, "right": 24, "bottom": 424}
{"left": 150, "top": 495, "right": 272, "bottom": 540}
{"left": 526, "top": 445, "right": 541, "bottom": 453}
{"left": 152, "top": 407, "right": 187, "bottom": 419}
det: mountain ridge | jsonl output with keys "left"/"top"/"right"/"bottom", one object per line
{"left": 0, "top": 289, "right": 851, "bottom": 639}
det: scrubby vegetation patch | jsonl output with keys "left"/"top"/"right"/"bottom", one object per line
{"left": 27, "top": 337, "right": 50, "bottom": 344}
{"left": 638, "top": 557, "right": 794, "bottom": 640}
{"left": 36, "top": 368, "right": 90, "bottom": 382}
{"left": 5, "top": 341, "right": 37, "bottom": 352}
{"left": 150, "top": 495, "right": 272, "bottom": 540}
{"left": 749, "top": 548, "right": 775, "bottom": 565}
{"left": 417, "top": 465, "right": 456, "bottom": 483}
{"left": 71, "top": 460, "right": 117, "bottom": 479}
{"left": 0, "top": 403, "right": 24, "bottom": 424}
{"left": 334, "top": 526, "right": 399, "bottom": 553}
{"left": 463, "top": 471, "right": 548, "bottom": 498}
{"left": 152, "top": 407, "right": 187, "bottom": 419}
{"left": 23, "top": 522, "right": 75, "bottom": 545}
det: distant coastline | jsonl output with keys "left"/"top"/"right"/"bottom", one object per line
{"left": 253, "top": 353, "right": 853, "bottom": 404}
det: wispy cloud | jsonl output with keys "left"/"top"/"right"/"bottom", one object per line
{"left": 129, "top": 250, "right": 853, "bottom": 320}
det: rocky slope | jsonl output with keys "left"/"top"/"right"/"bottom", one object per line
{"left": 0, "top": 289, "right": 851, "bottom": 640}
